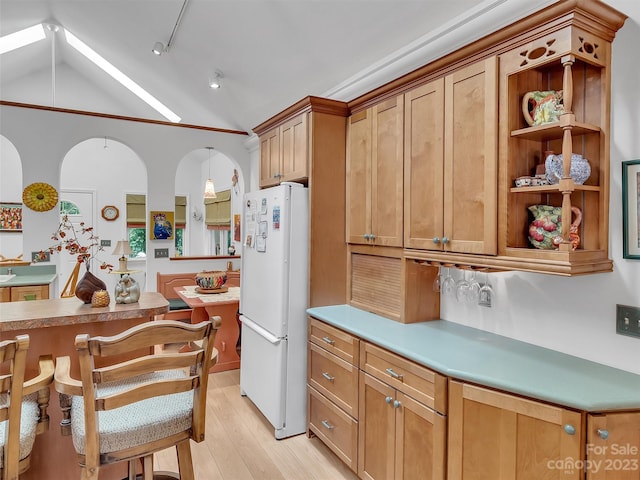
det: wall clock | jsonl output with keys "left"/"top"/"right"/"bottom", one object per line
{"left": 101, "top": 205, "right": 119, "bottom": 221}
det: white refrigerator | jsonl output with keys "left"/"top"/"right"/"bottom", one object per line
{"left": 239, "top": 182, "right": 309, "bottom": 439}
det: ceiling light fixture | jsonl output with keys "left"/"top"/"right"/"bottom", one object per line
{"left": 0, "top": 24, "right": 46, "bottom": 55}
{"left": 152, "top": 41, "right": 166, "bottom": 56}
{"left": 209, "top": 71, "right": 224, "bottom": 89}
{"left": 203, "top": 147, "right": 217, "bottom": 199}
{"left": 152, "top": 0, "right": 190, "bottom": 56}
{"left": 63, "top": 28, "right": 181, "bottom": 123}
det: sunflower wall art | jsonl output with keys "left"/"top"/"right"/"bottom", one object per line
{"left": 22, "top": 182, "right": 59, "bottom": 212}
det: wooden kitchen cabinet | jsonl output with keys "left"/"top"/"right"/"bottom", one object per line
{"left": 404, "top": 57, "right": 497, "bottom": 255}
{"left": 358, "top": 342, "right": 446, "bottom": 480}
{"left": 495, "top": 1, "right": 626, "bottom": 275}
{"left": 347, "top": 95, "right": 404, "bottom": 247}
{"left": 587, "top": 412, "right": 640, "bottom": 480}
{"left": 254, "top": 96, "right": 348, "bottom": 307}
{"left": 259, "top": 126, "right": 281, "bottom": 187}
{"left": 0, "top": 284, "right": 49, "bottom": 302}
{"left": 448, "top": 380, "right": 583, "bottom": 480}
{"left": 307, "top": 318, "right": 360, "bottom": 472}
{"left": 258, "top": 112, "right": 308, "bottom": 187}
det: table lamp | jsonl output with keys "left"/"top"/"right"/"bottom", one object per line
{"left": 112, "top": 240, "right": 133, "bottom": 272}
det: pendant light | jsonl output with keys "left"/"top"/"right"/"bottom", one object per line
{"left": 203, "top": 147, "right": 217, "bottom": 199}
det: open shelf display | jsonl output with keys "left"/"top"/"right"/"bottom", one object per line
{"left": 504, "top": 51, "right": 609, "bottom": 263}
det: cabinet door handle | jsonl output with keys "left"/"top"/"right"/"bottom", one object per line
{"left": 385, "top": 396, "right": 392, "bottom": 404}
{"left": 597, "top": 429, "right": 609, "bottom": 440}
{"left": 563, "top": 424, "right": 576, "bottom": 435}
{"left": 393, "top": 400, "right": 401, "bottom": 409}
{"left": 385, "top": 368, "right": 403, "bottom": 380}
{"left": 322, "top": 372, "right": 335, "bottom": 382}
{"left": 321, "top": 336, "right": 335, "bottom": 345}
{"left": 432, "top": 237, "right": 440, "bottom": 244}
{"left": 442, "top": 236, "right": 449, "bottom": 245}
{"left": 321, "top": 420, "right": 334, "bottom": 430}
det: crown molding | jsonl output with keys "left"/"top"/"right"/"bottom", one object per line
{"left": 323, "top": 0, "right": 558, "bottom": 103}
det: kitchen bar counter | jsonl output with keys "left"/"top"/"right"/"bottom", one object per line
{"left": 307, "top": 304, "right": 640, "bottom": 412}
{"left": 1, "top": 292, "right": 169, "bottom": 331}
{"left": 1, "top": 292, "right": 169, "bottom": 480}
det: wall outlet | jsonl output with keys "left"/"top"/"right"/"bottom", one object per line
{"left": 100, "top": 239, "right": 111, "bottom": 247}
{"left": 32, "top": 251, "right": 50, "bottom": 262}
{"left": 616, "top": 304, "right": 640, "bottom": 339}
{"left": 155, "top": 248, "right": 169, "bottom": 258}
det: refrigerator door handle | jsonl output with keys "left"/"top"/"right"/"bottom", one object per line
{"left": 241, "top": 315, "right": 283, "bottom": 345}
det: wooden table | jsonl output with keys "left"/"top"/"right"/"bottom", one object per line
{"left": 0, "top": 293, "right": 169, "bottom": 480}
{"left": 174, "top": 285, "right": 240, "bottom": 373}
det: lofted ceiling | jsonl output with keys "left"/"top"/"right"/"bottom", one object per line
{"left": 0, "top": 0, "right": 556, "bottom": 134}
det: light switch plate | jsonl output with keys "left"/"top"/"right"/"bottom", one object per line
{"left": 155, "top": 248, "right": 169, "bottom": 258}
{"left": 616, "top": 304, "right": 640, "bottom": 339}
{"left": 100, "top": 239, "right": 111, "bottom": 247}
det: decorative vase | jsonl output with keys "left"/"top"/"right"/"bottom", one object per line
{"left": 528, "top": 205, "right": 582, "bottom": 251}
{"left": 522, "top": 90, "right": 564, "bottom": 126}
{"left": 75, "top": 267, "right": 108, "bottom": 304}
{"left": 545, "top": 153, "right": 591, "bottom": 185}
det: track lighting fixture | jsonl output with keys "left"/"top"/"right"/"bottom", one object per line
{"left": 151, "top": 0, "right": 189, "bottom": 56}
{"left": 209, "top": 71, "right": 224, "bottom": 89}
{"left": 152, "top": 41, "right": 165, "bottom": 56}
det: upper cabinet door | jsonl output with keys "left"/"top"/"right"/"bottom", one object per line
{"left": 443, "top": 56, "right": 498, "bottom": 255}
{"left": 346, "top": 109, "right": 372, "bottom": 245}
{"left": 260, "top": 128, "right": 281, "bottom": 188}
{"left": 404, "top": 78, "right": 445, "bottom": 250}
{"left": 280, "top": 113, "right": 309, "bottom": 183}
{"left": 370, "top": 96, "right": 404, "bottom": 247}
{"left": 346, "top": 96, "right": 404, "bottom": 247}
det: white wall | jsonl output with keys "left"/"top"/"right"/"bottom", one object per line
{"left": 443, "top": 0, "right": 640, "bottom": 375}
{"left": 0, "top": 137, "right": 23, "bottom": 257}
{"left": 0, "top": 105, "right": 252, "bottom": 292}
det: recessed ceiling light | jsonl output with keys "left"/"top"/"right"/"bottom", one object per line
{"left": 0, "top": 24, "right": 46, "bottom": 55}
{"left": 63, "top": 29, "right": 181, "bottom": 123}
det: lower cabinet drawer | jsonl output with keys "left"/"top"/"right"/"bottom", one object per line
{"left": 10, "top": 284, "right": 49, "bottom": 302}
{"left": 361, "top": 341, "right": 447, "bottom": 414}
{"left": 308, "top": 386, "right": 358, "bottom": 473}
{"left": 308, "top": 342, "right": 359, "bottom": 418}
{"left": 0, "top": 287, "right": 10, "bottom": 303}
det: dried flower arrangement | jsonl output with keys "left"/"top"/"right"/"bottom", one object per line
{"left": 34, "top": 215, "right": 113, "bottom": 272}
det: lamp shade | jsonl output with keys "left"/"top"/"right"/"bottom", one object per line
{"left": 112, "top": 240, "right": 132, "bottom": 256}
{"left": 112, "top": 240, "right": 133, "bottom": 272}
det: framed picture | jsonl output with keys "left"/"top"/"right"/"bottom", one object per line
{"left": 0, "top": 202, "right": 23, "bottom": 232}
{"left": 234, "top": 213, "right": 241, "bottom": 242}
{"left": 622, "top": 159, "right": 640, "bottom": 259}
{"left": 150, "top": 211, "right": 174, "bottom": 240}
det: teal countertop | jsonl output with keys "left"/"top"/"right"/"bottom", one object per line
{"left": 0, "top": 265, "right": 56, "bottom": 287}
{"left": 307, "top": 305, "right": 640, "bottom": 412}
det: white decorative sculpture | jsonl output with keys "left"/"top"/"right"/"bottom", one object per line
{"left": 114, "top": 274, "right": 140, "bottom": 304}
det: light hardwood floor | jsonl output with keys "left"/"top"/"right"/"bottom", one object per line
{"left": 154, "top": 369, "right": 358, "bottom": 480}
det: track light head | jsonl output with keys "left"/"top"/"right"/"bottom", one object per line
{"left": 209, "top": 70, "right": 224, "bottom": 89}
{"left": 152, "top": 41, "right": 165, "bottom": 56}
